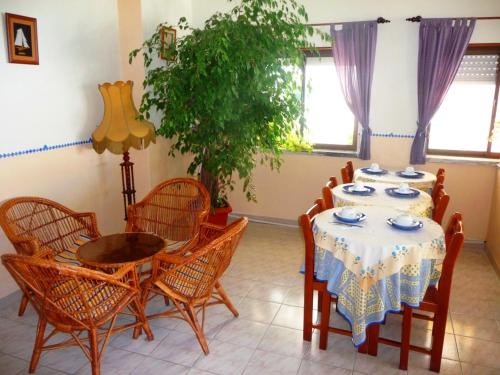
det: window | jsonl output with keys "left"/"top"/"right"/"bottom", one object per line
{"left": 428, "top": 45, "right": 500, "bottom": 158}
{"left": 300, "top": 50, "right": 357, "bottom": 150}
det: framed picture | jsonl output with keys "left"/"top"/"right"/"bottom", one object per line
{"left": 5, "top": 13, "right": 39, "bottom": 65}
{"left": 160, "top": 27, "right": 176, "bottom": 61}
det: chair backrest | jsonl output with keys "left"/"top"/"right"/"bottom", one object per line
{"left": 436, "top": 168, "right": 445, "bottom": 177}
{"left": 0, "top": 197, "right": 95, "bottom": 256}
{"left": 341, "top": 167, "right": 352, "bottom": 184}
{"left": 433, "top": 187, "right": 450, "bottom": 225}
{"left": 127, "top": 178, "right": 210, "bottom": 241}
{"left": 322, "top": 177, "right": 338, "bottom": 209}
{"left": 436, "top": 212, "right": 464, "bottom": 308}
{"left": 156, "top": 217, "right": 248, "bottom": 301}
{"left": 346, "top": 161, "right": 354, "bottom": 180}
{"left": 431, "top": 183, "right": 444, "bottom": 206}
{"left": 299, "top": 198, "right": 326, "bottom": 282}
{"left": 1, "top": 254, "right": 136, "bottom": 328}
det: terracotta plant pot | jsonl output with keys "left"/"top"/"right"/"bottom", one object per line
{"left": 208, "top": 203, "right": 233, "bottom": 226}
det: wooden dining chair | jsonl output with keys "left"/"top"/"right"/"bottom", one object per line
{"left": 2, "top": 253, "right": 153, "bottom": 375}
{"left": 433, "top": 187, "right": 450, "bottom": 225}
{"left": 0, "top": 197, "right": 101, "bottom": 316}
{"left": 140, "top": 217, "right": 248, "bottom": 354}
{"left": 346, "top": 161, "right": 354, "bottom": 181}
{"left": 322, "top": 176, "right": 338, "bottom": 209}
{"left": 126, "top": 178, "right": 211, "bottom": 251}
{"left": 341, "top": 167, "right": 352, "bottom": 184}
{"left": 431, "top": 183, "right": 443, "bottom": 206}
{"left": 398, "top": 213, "right": 464, "bottom": 372}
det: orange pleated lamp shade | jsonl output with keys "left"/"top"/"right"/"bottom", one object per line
{"left": 92, "top": 81, "right": 156, "bottom": 155}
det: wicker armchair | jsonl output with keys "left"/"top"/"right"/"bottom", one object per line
{"left": 1, "top": 254, "right": 153, "bottom": 375}
{"left": 126, "top": 178, "right": 210, "bottom": 251}
{"left": 0, "top": 197, "right": 101, "bottom": 315}
{"left": 141, "top": 217, "right": 248, "bottom": 354}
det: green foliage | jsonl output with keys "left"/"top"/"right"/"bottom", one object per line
{"left": 131, "top": 0, "right": 326, "bottom": 207}
{"left": 281, "top": 132, "right": 313, "bottom": 153}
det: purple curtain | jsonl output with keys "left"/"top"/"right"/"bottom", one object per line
{"left": 331, "top": 22, "right": 377, "bottom": 160}
{"left": 410, "top": 18, "right": 475, "bottom": 164}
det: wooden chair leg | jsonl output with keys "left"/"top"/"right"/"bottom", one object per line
{"left": 88, "top": 329, "right": 100, "bottom": 375}
{"left": 399, "top": 306, "right": 412, "bottom": 370}
{"left": 18, "top": 292, "right": 29, "bottom": 316}
{"left": 429, "top": 308, "right": 447, "bottom": 372}
{"left": 367, "top": 323, "right": 380, "bottom": 356}
{"left": 319, "top": 291, "right": 331, "bottom": 350}
{"left": 317, "top": 291, "right": 323, "bottom": 312}
{"left": 215, "top": 281, "right": 239, "bottom": 317}
{"left": 29, "top": 317, "right": 47, "bottom": 373}
{"left": 185, "top": 303, "right": 209, "bottom": 354}
{"left": 303, "top": 284, "right": 314, "bottom": 341}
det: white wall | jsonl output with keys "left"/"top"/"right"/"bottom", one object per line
{"left": 0, "top": 0, "right": 122, "bottom": 154}
{"left": 191, "top": 0, "right": 500, "bottom": 136}
{"left": 0, "top": 0, "right": 153, "bottom": 299}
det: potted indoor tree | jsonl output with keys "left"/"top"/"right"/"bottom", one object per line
{"left": 131, "top": 0, "right": 321, "bottom": 224}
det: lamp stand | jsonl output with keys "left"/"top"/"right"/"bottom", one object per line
{"left": 120, "top": 151, "right": 136, "bottom": 220}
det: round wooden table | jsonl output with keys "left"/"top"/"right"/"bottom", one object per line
{"left": 77, "top": 232, "right": 166, "bottom": 269}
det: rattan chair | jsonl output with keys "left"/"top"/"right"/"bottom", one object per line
{"left": 0, "top": 197, "right": 101, "bottom": 315}
{"left": 126, "top": 178, "right": 211, "bottom": 251}
{"left": 322, "top": 176, "right": 338, "bottom": 209}
{"left": 2, "top": 253, "right": 153, "bottom": 375}
{"left": 140, "top": 217, "right": 248, "bottom": 354}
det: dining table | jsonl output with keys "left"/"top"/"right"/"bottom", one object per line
{"left": 332, "top": 182, "right": 433, "bottom": 218}
{"left": 353, "top": 168, "right": 436, "bottom": 191}
{"left": 311, "top": 205, "right": 445, "bottom": 347}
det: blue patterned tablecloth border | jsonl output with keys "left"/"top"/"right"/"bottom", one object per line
{"left": 372, "top": 132, "right": 414, "bottom": 139}
{"left": 0, "top": 138, "right": 92, "bottom": 159}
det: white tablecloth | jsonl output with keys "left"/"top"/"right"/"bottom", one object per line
{"left": 353, "top": 169, "right": 436, "bottom": 191}
{"left": 332, "top": 182, "right": 433, "bottom": 218}
{"left": 310, "top": 206, "right": 445, "bottom": 346}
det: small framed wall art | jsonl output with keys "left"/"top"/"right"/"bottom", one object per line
{"left": 160, "top": 27, "right": 176, "bottom": 60}
{"left": 5, "top": 13, "right": 39, "bottom": 65}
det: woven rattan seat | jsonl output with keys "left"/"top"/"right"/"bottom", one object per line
{"left": 2, "top": 253, "right": 153, "bottom": 375}
{"left": 0, "top": 197, "right": 101, "bottom": 316}
{"left": 140, "top": 217, "right": 248, "bottom": 354}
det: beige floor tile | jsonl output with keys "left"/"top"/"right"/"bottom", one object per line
{"left": 257, "top": 325, "right": 311, "bottom": 358}
{"left": 304, "top": 332, "right": 357, "bottom": 370}
{"left": 242, "top": 350, "right": 302, "bottom": 375}
{"left": 407, "top": 353, "right": 462, "bottom": 375}
{"left": 131, "top": 357, "right": 189, "bottom": 375}
{"left": 215, "top": 318, "right": 268, "bottom": 348}
{"left": 272, "top": 304, "right": 319, "bottom": 331}
{"left": 354, "top": 346, "right": 408, "bottom": 375}
{"left": 461, "top": 362, "right": 500, "bottom": 375}
{"left": 150, "top": 331, "right": 203, "bottom": 367}
{"left": 455, "top": 335, "right": 500, "bottom": 369}
{"left": 109, "top": 326, "right": 170, "bottom": 355}
{"left": 75, "top": 347, "right": 145, "bottom": 374}
{"left": 298, "top": 360, "right": 354, "bottom": 375}
{"left": 236, "top": 298, "right": 281, "bottom": 324}
{"left": 451, "top": 313, "right": 500, "bottom": 342}
{"left": 193, "top": 340, "right": 254, "bottom": 375}
{"left": 246, "top": 282, "right": 289, "bottom": 303}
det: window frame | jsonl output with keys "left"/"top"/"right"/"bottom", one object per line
{"left": 427, "top": 43, "right": 500, "bottom": 159}
{"left": 300, "top": 48, "right": 359, "bottom": 152}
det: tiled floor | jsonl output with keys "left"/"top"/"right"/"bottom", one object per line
{"left": 0, "top": 221, "right": 499, "bottom": 374}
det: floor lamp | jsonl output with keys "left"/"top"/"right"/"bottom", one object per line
{"left": 92, "top": 81, "right": 155, "bottom": 220}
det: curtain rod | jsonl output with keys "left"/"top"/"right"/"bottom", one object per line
{"left": 308, "top": 17, "right": 390, "bottom": 27}
{"left": 406, "top": 15, "right": 500, "bottom": 22}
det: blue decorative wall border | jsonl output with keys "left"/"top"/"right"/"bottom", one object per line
{"left": 0, "top": 138, "right": 92, "bottom": 160}
{"left": 372, "top": 132, "right": 415, "bottom": 139}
